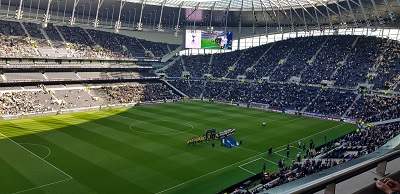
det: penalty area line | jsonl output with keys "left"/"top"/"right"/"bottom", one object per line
{"left": 155, "top": 152, "right": 265, "bottom": 194}
{"left": 260, "top": 157, "right": 278, "bottom": 165}
{"left": 274, "top": 123, "right": 345, "bottom": 151}
{"left": 238, "top": 157, "right": 276, "bottom": 175}
{"left": 239, "top": 157, "right": 263, "bottom": 167}
{"left": 274, "top": 152, "right": 286, "bottom": 158}
{"left": 239, "top": 166, "right": 256, "bottom": 175}
{"left": 275, "top": 146, "right": 303, "bottom": 153}
{"left": 12, "top": 177, "right": 73, "bottom": 194}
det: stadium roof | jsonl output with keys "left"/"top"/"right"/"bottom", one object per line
{"left": 11, "top": 0, "right": 400, "bottom": 28}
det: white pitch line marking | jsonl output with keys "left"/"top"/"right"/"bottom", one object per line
{"left": 239, "top": 166, "right": 256, "bottom": 175}
{"left": 276, "top": 146, "right": 303, "bottom": 153}
{"left": 239, "top": 157, "right": 264, "bottom": 167}
{"left": 274, "top": 152, "right": 286, "bottom": 158}
{"left": 19, "top": 143, "right": 51, "bottom": 159}
{"left": 259, "top": 157, "right": 278, "bottom": 165}
{"left": 12, "top": 177, "right": 73, "bottom": 194}
{"left": 0, "top": 132, "right": 72, "bottom": 179}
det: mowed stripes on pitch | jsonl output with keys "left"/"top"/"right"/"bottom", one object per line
{"left": 0, "top": 101, "right": 356, "bottom": 193}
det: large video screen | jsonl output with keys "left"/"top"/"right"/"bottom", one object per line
{"left": 185, "top": 30, "right": 233, "bottom": 49}
{"left": 201, "top": 30, "right": 233, "bottom": 49}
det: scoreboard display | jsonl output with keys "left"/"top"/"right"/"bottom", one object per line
{"left": 185, "top": 29, "right": 232, "bottom": 50}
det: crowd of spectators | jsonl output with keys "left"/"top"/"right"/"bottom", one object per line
{"left": 23, "top": 22, "right": 45, "bottom": 39}
{"left": 85, "top": 29, "right": 177, "bottom": 59}
{"left": 82, "top": 29, "right": 176, "bottom": 58}
{"left": 136, "top": 38, "right": 176, "bottom": 57}
{"left": 0, "top": 19, "right": 177, "bottom": 59}
{"left": 248, "top": 159, "right": 348, "bottom": 193}
{"left": 246, "top": 38, "right": 300, "bottom": 80}
{"left": 23, "top": 22, "right": 51, "bottom": 50}
{"left": 53, "top": 89, "right": 102, "bottom": 109}
{"left": 42, "top": 23, "right": 65, "bottom": 48}
{"left": 270, "top": 36, "right": 326, "bottom": 82}
{"left": 300, "top": 35, "right": 356, "bottom": 84}
{"left": 306, "top": 89, "right": 356, "bottom": 116}
{"left": 86, "top": 29, "right": 130, "bottom": 58}
{"left": 183, "top": 54, "right": 212, "bottom": 78}
{"left": 172, "top": 35, "right": 400, "bottom": 89}
{"left": 0, "top": 34, "right": 37, "bottom": 57}
{"left": 141, "top": 84, "right": 180, "bottom": 101}
{"left": 57, "top": 26, "right": 102, "bottom": 58}
{"left": 115, "top": 33, "right": 147, "bottom": 57}
{"left": 168, "top": 44, "right": 180, "bottom": 51}
{"left": 211, "top": 50, "right": 244, "bottom": 78}
{"left": 167, "top": 80, "right": 204, "bottom": 98}
{"left": 0, "top": 90, "right": 58, "bottom": 115}
{"left": 0, "top": 85, "right": 112, "bottom": 115}
{"left": 202, "top": 81, "right": 320, "bottom": 111}
{"left": 162, "top": 58, "right": 185, "bottom": 77}
{"left": 0, "top": 82, "right": 181, "bottom": 115}
{"left": 348, "top": 94, "right": 400, "bottom": 122}
{"left": 96, "top": 83, "right": 179, "bottom": 103}
{"left": 370, "top": 39, "right": 400, "bottom": 90}
{"left": 332, "top": 36, "right": 383, "bottom": 87}
{"left": 0, "top": 20, "right": 26, "bottom": 36}
{"left": 203, "top": 81, "right": 254, "bottom": 102}
{"left": 254, "top": 83, "right": 320, "bottom": 111}
{"left": 0, "top": 20, "right": 38, "bottom": 57}
{"left": 227, "top": 44, "right": 270, "bottom": 79}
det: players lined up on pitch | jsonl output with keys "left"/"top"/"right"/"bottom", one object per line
{"left": 187, "top": 128, "right": 236, "bottom": 146}
{"left": 187, "top": 136, "right": 206, "bottom": 146}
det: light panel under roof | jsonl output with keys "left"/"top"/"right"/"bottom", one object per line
{"left": 124, "top": 0, "right": 339, "bottom": 11}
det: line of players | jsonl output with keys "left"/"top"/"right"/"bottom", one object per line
{"left": 187, "top": 128, "right": 236, "bottom": 146}
{"left": 187, "top": 136, "right": 206, "bottom": 146}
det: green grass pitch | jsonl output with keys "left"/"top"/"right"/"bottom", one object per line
{"left": 201, "top": 39, "right": 220, "bottom": 49}
{"left": 0, "top": 101, "right": 356, "bottom": 194}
